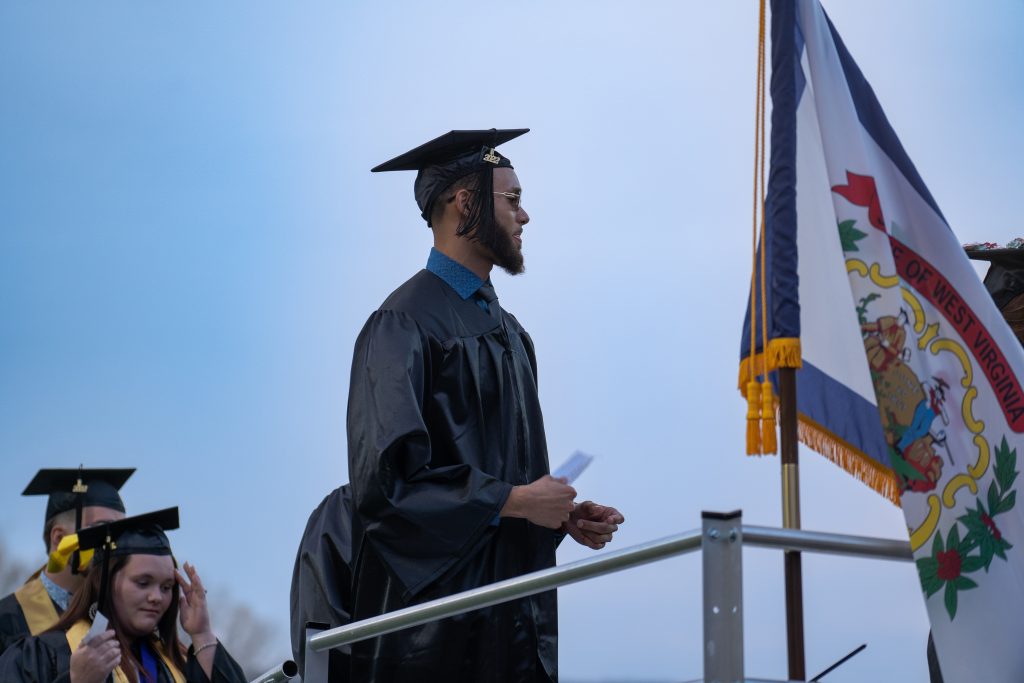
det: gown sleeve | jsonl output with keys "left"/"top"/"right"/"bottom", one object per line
{"left": 0, "top": 594, "right": 31, "bottom": 658}
{"left": 184, "top": 642, "right": 247, "bottom": 683}
{"left": 0, "top": 632, "right": 68, "bottom": 683}
{"left": 348, "top": 310, "right": 514, "bottom": 599}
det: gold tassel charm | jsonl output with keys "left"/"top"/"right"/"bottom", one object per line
{"left": 746, "top": 380, "right": 763, "bottom": 455}
{"left": 760, "top": 380, "right": 777, "bottom": 454}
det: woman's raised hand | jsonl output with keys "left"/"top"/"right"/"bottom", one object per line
{"left": 176, "top": 561, "right": 213, "bottom": 639}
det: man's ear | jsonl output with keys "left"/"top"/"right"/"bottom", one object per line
{"left": 49, "top": 525, "right": 67, "bottom": 556}
{"left": 454, "top": 188, "right": 472, "bottom": 217}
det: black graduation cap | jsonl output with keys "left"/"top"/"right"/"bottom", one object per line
{"left": 77, "top": 507, "right": 179, "bottom": 619}
{"left": 23, "top": 468, "right": 134, "bottom": 523}
{"left": 371, "top": 128, "right": 529, "bottom": 226}
{"left": 77, "top": 507, "right": 179, "bottom": 558}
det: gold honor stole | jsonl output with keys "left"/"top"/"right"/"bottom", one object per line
{"left": 13, "top": 569, "right": 59, "bottom": 636}
{"left": 66, "top": 620, "right": 186, "bottom": 683}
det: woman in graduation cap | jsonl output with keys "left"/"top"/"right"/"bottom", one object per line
{"left": 0, "top": 508, "right": 248, "bottom": 683}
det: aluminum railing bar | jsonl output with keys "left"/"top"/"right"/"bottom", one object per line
{"left": 308, "top": 528, "right": 703, "bottom": 653}
{"left": 248, "top": 660, "right": 298, "bottom": 683}
{"left": 742, "top": 525, "right": 912, "bottom": 561}
{"left": 306, "top": 524, "right": 913, "bottom": 655}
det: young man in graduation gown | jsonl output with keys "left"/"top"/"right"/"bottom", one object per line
{"left": 0, "top": 468, "right": 133, "bottom": 657}
{"left": 347, "top": 129, "right": 624, "bottom": 682}
{"left": 0, "top": 507, "right": 248, "bottom": 683}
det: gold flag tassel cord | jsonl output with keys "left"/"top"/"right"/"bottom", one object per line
{"left": 747, "top": 4, "right": 807, "bottom": 677}
{"left": 746, "top": 378, "right": 763, "bottom": 454}
{"left": 761, "top": 379, "right": 778, "bottom": 453}
{"left": 744, "top": 0, "right": 800, "bottom": 455}
{"left": 756, "top": 28, "right": 776, "bottom": 455}
{"left": 746, "top": 0, "right": 773, "bottom": 455}
{"left": 745, "top": 0, "right": 770, "bottom": 456}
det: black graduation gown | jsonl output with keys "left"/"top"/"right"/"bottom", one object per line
{"left": 0, "top": 592, "right": 35, "bottom": 657}
{"left": 0, "top": 630, "right": 248, "bottom": 683}
{"left": 290, "top": 483, "right": 354, "bottom": 680}
{"left": 347, "top": 269, "right": 559, "bottom": 683}
{"left": 0, "top": 577, "right": 62, "bottom": 658}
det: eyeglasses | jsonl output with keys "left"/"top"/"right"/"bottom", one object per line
{"left": 493, "top": 191, "right": 522, "bottom": 210}
{"left": 447, "top": 190, "right": 523, "bottom": 210}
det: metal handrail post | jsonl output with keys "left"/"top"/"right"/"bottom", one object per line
{"left": 308, "top": 528, "right": 704, "bottom": 653}
{"left": 702, "top": 510, "right": 744, "bottom": 683}
{"left": 248, "top": 660, "right": 298, "bottom": 683}
{"left": 303, "top": 623, "right": 329, "bottom": 683}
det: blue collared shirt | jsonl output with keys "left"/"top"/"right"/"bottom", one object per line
{"left": 40, "top": 572, "right": 71, "bottom": 612}
{"left": 426, "top": 248, "right": 493, "bottom": 313}
{"left": 426, "top": 248, "right": 481, "bottom": 299}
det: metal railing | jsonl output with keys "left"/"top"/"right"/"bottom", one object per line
{"left": 248, "top": 660, "right": 298, "bottom": 683}
{"left": 259, "top": 511, "right": 914, "bottom": 683}
{"left": 741, "top": 524, "right": 912, "bottom": 561}
{"left": 309, "top": 527, "right": 704, "bottom": 653}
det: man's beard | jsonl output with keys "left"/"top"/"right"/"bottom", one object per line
{"left": 480, "top": 223, "right": 525, "bottom": 276}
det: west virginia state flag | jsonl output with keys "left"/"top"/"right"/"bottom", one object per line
{"left": 740, "top": 0, "right": 1024, "bottom": 679}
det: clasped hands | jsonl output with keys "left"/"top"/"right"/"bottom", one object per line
{"left": 562, "top": 499, "right": 625, "bottom": 550}
{"left": 501, "top": 474, "right": 624, "bottom": 549}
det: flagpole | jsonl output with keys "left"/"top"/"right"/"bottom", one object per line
{"left": 778, "top": 367, "right": 806, "bottom": 681}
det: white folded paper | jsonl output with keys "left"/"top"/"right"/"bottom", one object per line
{"left": 83, "top": 611, "right": 109, "bottom": 643}
{"left": 551, "top": 450, "right": 594, "bottom": 484}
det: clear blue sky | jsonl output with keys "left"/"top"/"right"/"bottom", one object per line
{"left": 2, "top": 2, "right": 1022, "bottom": 681}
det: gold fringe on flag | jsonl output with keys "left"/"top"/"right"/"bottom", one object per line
{"left": 737, "top": 337, "right": 802, "bottom": 390}
{"left": 797, "top": 414, "right": 901, "bottom": 505}
{"left": 739, "top": 338, "right": 797, "bottom": 455}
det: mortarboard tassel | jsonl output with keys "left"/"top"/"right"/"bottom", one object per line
{"left": 48, "top": 534, "right": 80, "bottom": 574}
{"left": 760, "top": 380, "right": 777, "bottom": 454}
{"left": 746, "top": 380, "right": 763, "bottom": 455}
{"left": 46, "top": 533, "right": 94, "bottom": 574}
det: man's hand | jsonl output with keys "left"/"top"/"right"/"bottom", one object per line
{"left": 70, "top": 630, "right": 120, "bottom": 683}
{"left": 562, "top": 501, "right": 624, "bottom": 550}
{"left": 501, "top": 475, "right": 577, "bottom": 529}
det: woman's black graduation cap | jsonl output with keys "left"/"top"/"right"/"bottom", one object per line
{"left": 23, "top": 467, "right": 134, "bottom": 524}
{"left": 371, "top": 128, "right": 528, "bottom": 226}
{"left": 77, "top": 507, "right": 179, "bottom": 559}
